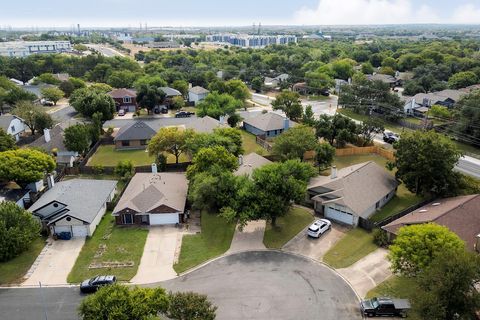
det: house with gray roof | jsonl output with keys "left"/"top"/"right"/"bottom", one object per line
{"left": 30, "top": 125, "right": 79, "bottom": 167}
{"left": 188, "top": 86, "right": 209, "bottom": 105}
{"left": 113, "top": 173, "right": 188, "bottom": 225}
{"left": 183, "top": 116, "right": 228, "bottom": 133}
{"left": 307, "top": 162, "right": 398, "bottom": 226}
{"left": 264, "top": 74, "right": 289, "bottom": 88}
{"left": 243, "top": 112, "right": 295, "bottom": 137}
{"left": 404, "top": 89, "right": 465, "bottom": 116}
{"left": 29, "top": 179, "right": 117, "bottom": 237}
{"left": 0, "top": 115, "right": 25, "bottom": 141}
{"left": 234, "top": 153, "right": 272, "bottom": 177}
{"left": 114, "top": 121, "right": 156, "bottom": 150}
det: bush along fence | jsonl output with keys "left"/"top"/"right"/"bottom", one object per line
{"left": 359, "top": 198, "right": 433, "bottom": 231}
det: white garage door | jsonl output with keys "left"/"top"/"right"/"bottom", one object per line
{"left": 53, "top": 226, "right": 71, "bottom": 234}
{"left": 72, "top": 225, "right": 89, "bottom": 237}
{"left": 149, "top": 213, "right": 179, "bottom": 225}
{"left": 325, "top": 207, "right": 354, "bottom": 225}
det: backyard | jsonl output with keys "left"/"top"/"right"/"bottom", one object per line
{"left": 323, "top": 228, "right": 377, "bottom": 268}
{"left": 173, "top": 211, "right": 236, "bottom": 274}
{"left": 0, "top": 237, "right": 46, "bottom": 285}
{"left": 88, "top": 145, "right": 189, "bottom": 167}
{"left": 263, "top": 207, "right": 314, "bottom": 249}
{"left": 67, "top": 214, "right": 149, "bottom": 283}
{"left": 240, "top": 130, "right": 269, "bottom": 156}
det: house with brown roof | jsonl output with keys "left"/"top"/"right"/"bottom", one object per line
{"left": 112, "top": 173, "right": 188, "bottom": 225}
{"left": 107, "top": 88, "right": 138, "bottom": 112}
{"left": 307, "top": 162, "right": 398, "bottom": 226}
{"left": 234, "top": 153, "right": 272, "bottom": 177}
{"left": 382, "top": 194, "right": 480, "bottom": 251}
{"left": 113, "top": 121, "right": 156, "bottom": 150}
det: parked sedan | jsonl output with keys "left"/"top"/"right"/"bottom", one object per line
{"left": 175, "top": 111, "right": 193, "bottom": 118}
{"left": 80, "top": 275, "right": 116, "bottom": 293}
{"left": 383, "top": 131, "right": 399, "bottom": 144}
{"left": 307, "top": 219, "right": 331, "bottom": 238}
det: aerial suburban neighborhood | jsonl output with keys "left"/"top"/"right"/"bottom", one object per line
{"left": 1, "top": 1, "right": 480, "bottom": 319}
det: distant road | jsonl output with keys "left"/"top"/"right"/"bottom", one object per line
{"left": 86, "top": 44, "right": 125, "bottom": 58}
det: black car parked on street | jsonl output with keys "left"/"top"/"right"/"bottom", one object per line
{"left": 80, "top": 275, "right": 116, "bottom": 293}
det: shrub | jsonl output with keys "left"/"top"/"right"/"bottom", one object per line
{"left": 115, "top": 160, "right": 134, "bottom": 181}
{"left": 373, "top": 228, "right": 389, "bottom": 247}
{"left": 92, "top": 165, "right": 104, "bottom": 175}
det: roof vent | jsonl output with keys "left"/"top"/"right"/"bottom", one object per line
{"left": 419, "top": 209, "right": 428, "bottom": 213}
{"left": 432, "top": 203, "right": 441, "bottom": 206}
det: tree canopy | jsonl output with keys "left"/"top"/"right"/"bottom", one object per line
{"left": 63, "top": 124, "right": 92, "bottom": 154}
{"left": 0, "top": 128, "right": 16, "bottom": 152}
{"left": 0, "top": 149, "right": 56, "bottom": 185}
{"left": 186, "top": 145, "right": 238, "bottom": 180}
{"left": 196, "top": 92, "right": 242, "bottom": 119}
{"left": 40, "top": 87, "right": 64, "bottom": 105}
{"left": 148, "top": 127, "right": 194, "bottom": 164}
{"left": 272, "top": 125, "right": 318, "bottom": 161}
{"left": 70, "top": 88, "right": 116, "bottom": 120}
{"left": 12, "top": 101, "right": 54, "bottom": 135}
{"left": 271, "top": 91, "right": 303, "bottom": 121}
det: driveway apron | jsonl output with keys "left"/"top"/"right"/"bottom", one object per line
{"left": 227, "top": 220, "right": 266, "bottom": 253}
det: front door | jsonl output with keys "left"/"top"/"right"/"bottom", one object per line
{"left": 123, "top": 214, "right": 133, "bottom": 224}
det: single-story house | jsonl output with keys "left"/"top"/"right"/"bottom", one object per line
{"left": 234, "top": 153, "right": 272, "bottom": 177}
{"left": 382, "top": 194, "right": 480, "bottom": 251}
{"left": 243, "top": 112, "right": 295, "bottom": 137}
{"left": 183, "top": 116, "right": 228, "bottom": 133}
{"left": 108, "top": 88, "right": 138, "bottom": 112}
{"left": 307, "top": 162, "right": 398, "bottom": 226}
{"left": 30, "top": 125, "right": 79, "bottom": 167}
{"left": 264, "top": 74, "right": 289, "bottom": 88}
{"left": 188, "top": 86, "right": 209, "bottom": 105}
{"left": 114, "top": 121, "right": 156, "bottom": 150}
{"left": 113, "top": 172, "right": 188, "bottom": 226}
{"left": 367, "top": 73, "right": 400, "bottom": 88}
{"left": 29, "top": 179, "right": 117, "bottom": 237}
{"left": 0, "top": 115, "right": 25, "bottom": 141}
{"left": 404, "top": 89, "right": 465, "bottom": 115}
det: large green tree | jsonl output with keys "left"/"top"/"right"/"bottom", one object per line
{"left": 69, "top": 88, "right": 116, "bottom": 120}
{"left": 196, "top": 92, "right": 242, "bottom": 119}
{"left": 136, "top": 84, "right": 166, "bottom": 114}
{"left": 315, "top": 113, "right": 358, "bottom": 147}
{"left": 225, "top": 79, "right": 251, "bottom": 102}
{"left": 40, "top": 87, "right": 64, "bottom": 105}
{"left": 393, "top": 130, "right": 461, "bottom": 196}
{"left": 0, "top": 201, "right": 41, "bottom": 262}
{"left": 455, "top": 91, "right": 480, "bottom": 143}
{"left": 448, "top": 71, "right": 478, "bottom": 89}
{"left": 0, "top": 128, "right": 16, "bottom": 152}
{"left": 0, "top": 149, "right": 56, "bottom": 185}
{"left": 186, "top": 146, "right": 238, "bottom": 180}
{"left": 271, "top": 90, "right": 303, "bottom": 121}
{"left": 186, "top": 128, "right": 244, "bottom": 157}
{"left": 148, "top": 127, "right": 194, "bottom": 164}
{"left": 388, "top": 223, "right": 465, "bottom": 277}
{"left": 315, "top": 142, "right": 335, "bottom": 171}
{"left": 272, "top": 125, "right": 318, "bottom": 161}
{"left": 12, "top": 101, "right": 54, "bottom": 135}
{"left": 63, "top": 124, "right": 91, "bottom": 154}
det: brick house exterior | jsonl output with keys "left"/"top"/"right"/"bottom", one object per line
{"left": 108, "top": 88, "right": 138, "bottom": 112}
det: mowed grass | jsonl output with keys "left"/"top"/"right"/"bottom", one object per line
{"left": 67, "top": 214, "right": 148, "bottom": 283}
{"left": 88, "top": 145, "right": 189, "bottom": 166}
{"left": 338, "top": 108, "right": 413, "bottom": 133}
{"left": 240, "top": 130, "right": 269, "bottom": 156}
{"left": 334, "top": 153, "right": 389, "bottom": 169}
{"left": 263, "top": 207, "right": 314, "bottom": 249}
{"left": 323, "top": 228, "right": 377, "bottom": 268}
{"left": 0, "top": 237, "right": 46, "bottom": 285}
{"left": 174, "top": 212, "right": 236, "bottom": 274}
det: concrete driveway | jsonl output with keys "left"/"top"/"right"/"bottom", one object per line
{"left": 283, "top": 223, "right": 348, "bottom": 261}
{"left": 337, "top": 248, "right": 392, "bottom": 298}
{"left": 22, "top": 238, "right": 85, "bottom": 286}
{"left": 227, "top": 220, "right": 266, "bottom": 253}
{"left": 130, "top": 226, "right": 181, "bottom": 284}
{"left": 161, "top": 251, "right": 361, "bottom": 320}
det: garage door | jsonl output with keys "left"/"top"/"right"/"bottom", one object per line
{"left": 53, "top": 226, "right": 71, "bottom": 235}
{"left": 325, "top": 207, "right": 354, "bottom": 225}
{"left": 127, "top": 105, "right": 136, "bottom": 112}
{"left": 149, "top": 213, "right": 179, "bottom": 225}
{"left": 72, "top": 225, "right": 89, "bottom": 237}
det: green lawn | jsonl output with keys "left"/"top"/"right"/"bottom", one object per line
{"left": 334, "top": 154, "right": 389, "bottom": 169}
{"left": 0, "top": 237, "right": 46, "bottom": 285}
{"left": 338, "top": 108, "right": 412, "bottom": 133}
{"left": 454, "top": 140, "right": 480, "bottom": 158}
{"left": 173, "top": 212, "right": 236, "bottom": 274}
{"left": 67, "top": 214, "right": 149, "bottom": 283}
{"left": 323, "top": 228, "right": 378, "bottom": 268}
{"left": 263, "top": 207, "right": 314, "bottom": 249}
{"left": 240, "top": 130, "right": 269, "bottom": 156}
{"left": 369, "top": 185, "right": 424, "bottom": 222}
{"left": 367, "top": 276, "right": 420, "bottom": 319}
{"left": 88, "top": 145, "right": 189, "bottom": 166}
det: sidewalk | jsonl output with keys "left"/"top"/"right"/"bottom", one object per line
{"left": 227, "top": 220, "right": 266, "bottom": 254}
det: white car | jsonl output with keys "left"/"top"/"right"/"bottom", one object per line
{"left": 118, "top": 109, "right": 126, "bottom": 116}
{"left": 307, "top": 219, "right": 331, "bottom": 238}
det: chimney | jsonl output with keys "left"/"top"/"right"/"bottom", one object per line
{"left": 47, "top": 174, "right": 55, "bottom": 189}
{"left": 151, "top": 163, "right": 158, "bottom": 174}
{"left": 331, "top": 166, "right": 337, "bottom": 179}
{"left": 44, "top": 128, "right": 51, "bottom": 143}
{"left": 219, "top": 115, "right": 225, "bottom": 125}
{"left": 284, "top": 117, "right": 290, "bottom": 130}
{"left": 188, "top": 83, "right": 193, "bottom": 89}
{"left": 238, "top": 155, "right": 244, "bottom": 165}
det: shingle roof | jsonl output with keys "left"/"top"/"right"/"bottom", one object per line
{"left": 189, "top": 86, "right": 209, "bottom": 95}
{"left": 367, "top": 73, "right": 397, "bottom": 84}
{"left": 184, "top": 116, "right": 227, "bottom": 133}
{"left": 234, "top": 153, "right": 272, "bottom": 177}
{"left": 113, "top": 173, "right": 188, "bottom": 215}
{"left": 29, "top": 179, "right": 117, "bottom": 224}
{"left": 108, "top": 88, "right": 136, "bottom": 99}
{"left": 114, "top": 121, "right": 156, "bottom": 141}
{"left": 0, "top": 115, "right": 22, "bottom": 132}
{"left": 30, "top": 125, "right": 67, "bottom": 153}
{"left": 308, "top": 162, "right": 398, "bottom": 217}
{"left": 243, "top": 112, "right": 294, "bottom": 132}
{"left": 406, "top": 89, "right": 465, "bottom": 105}
{"left": 160, "top": 87, "right": 182, "bottom": 97}
{"left": 382, "top": 194, "right": 480, "bottom": 250}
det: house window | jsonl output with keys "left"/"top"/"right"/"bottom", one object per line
{"left": 10, "top": 125, "right": 15, "bottom": 132}
{"left": 375, "top": 201, "right": 380, "bottom": 209}
{"left": 121, "top": 141, "right": 130, "bottom": 147}
{"left": 140, "top": 140, "right": 148, "bottom": 146}
{"left": 123, "top": 96, "right": 132, "bottom": 104}
{"left": 122, "top": 214, "right": 133, "bottom": 224}
{"left": 66, "top": 217, "right": 71, "bottom": 221}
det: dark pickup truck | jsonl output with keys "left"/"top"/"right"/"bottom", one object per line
{"left": 360, "top": 297, "right": 411, "bottom": 318}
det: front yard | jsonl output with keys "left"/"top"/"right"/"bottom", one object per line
{"left": 0, "top": 237, "right": 46, "bottom": 285}
{"left": 67, "top": 214, "right": 148, "bottom": 283}
{"left": 173, "top": 212, "right": 236, "bottom": 274}
{"left": 323, "top": 228, "right": 377, "bottom": 268}
{"left": 263, "top": 207, "right": 314, "bottom": 249}
{"left": 88, "top": 145, "right": 189, "bottom": 166}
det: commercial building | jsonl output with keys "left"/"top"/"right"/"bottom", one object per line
{"left": 206, "top": 34, "right": 297, "bottom": 48}
{"left": 0, "top": 41, "right": 72, "bottom": 57}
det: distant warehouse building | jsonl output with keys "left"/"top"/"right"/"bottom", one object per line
{"left": 0, "top": 41, "right": 72, "bottom": 57}
{"left": 206, "top": 34, "right": 297, "bottom": 48}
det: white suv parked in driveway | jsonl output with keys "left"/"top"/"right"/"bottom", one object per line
{"left": 307, "top": 219, "right": 331, "bottom": 238}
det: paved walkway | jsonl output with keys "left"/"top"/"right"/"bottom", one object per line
{"left": 336, "top": 248, "right": 392, "bottom": 298}
{"left": 227, "top": 220, "right": 266, "bottom": 253}
{"left": 130, "top": 226, "right": 180, "bottom": 284}
{"left": 22, "top": 238, "right": 85, "bottom": 286}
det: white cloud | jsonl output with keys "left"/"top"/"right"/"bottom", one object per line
{"left": 293, "top": 0, "right": 441, "bottom": 25}
{"left": 451, "top": 3, "right": 480, "bottom": 24}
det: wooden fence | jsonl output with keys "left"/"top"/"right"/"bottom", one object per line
{"left": 335, "top": 146, "right": 395, "bottom": 161}
{"left": 255, "top": 136, "right": 273, "bottom": 152}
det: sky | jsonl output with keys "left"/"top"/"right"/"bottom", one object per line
{"left": 1, "top": 0, "right": 480, "bottom": 28}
